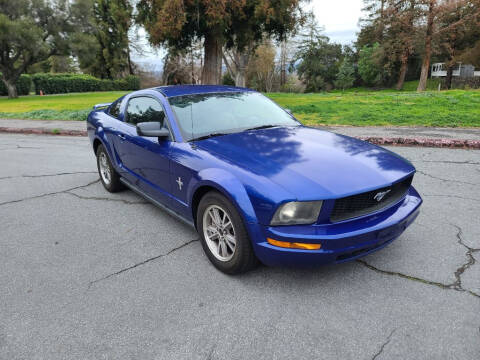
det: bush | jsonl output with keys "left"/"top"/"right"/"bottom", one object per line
{"left": 334, "top": 60, "right": 355, "bottom": 91}
{"left": 222, "top": 73, "right": 235, "bottom": 86}
{"left": 32, "top": 73, "right": 140, "bottom": 94}
{"left": 358, "top": 43, "right": 383, "bottom": 87}
{"left": 280, "top": 74, "right": 306, "bottom": 93}
{"left": 0, "top": 74, "right": 32, "bottom": 96}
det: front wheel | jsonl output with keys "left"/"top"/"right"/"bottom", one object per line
{"left": 197, "top": 191, "right": 258, "bottom": 274}
{"left": 96, "top": 144, "right": 124, "bottom": 193}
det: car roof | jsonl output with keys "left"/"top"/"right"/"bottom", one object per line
{"left": 153, "top": 85, "right": 255, "bottom": 98}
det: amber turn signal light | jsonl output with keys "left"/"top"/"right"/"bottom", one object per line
{"left": 267, "top": 238, "right": 321, "bottom": 250}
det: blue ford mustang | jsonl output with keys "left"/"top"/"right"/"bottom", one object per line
{"left": 87, "top": 85, "right": 422, "bottom": 274}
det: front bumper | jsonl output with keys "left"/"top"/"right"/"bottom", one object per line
{"left": 251, "top": 186, "right": 422, "bottom": 267}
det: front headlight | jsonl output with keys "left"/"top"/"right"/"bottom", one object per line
{"left": 270, "top": 201, "right": 323, "bottom": 226}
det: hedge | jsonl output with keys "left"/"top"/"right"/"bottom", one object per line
{"left": 32, "top": 73, "right": 140, "bottom": 94}
{"left": 0, "top": 74, "right": 32, "bottom": 96}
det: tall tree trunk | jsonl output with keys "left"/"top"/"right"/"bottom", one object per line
{"left": 396, "top": 58, "right": 409, "bottom": 90}
{"left": 396, "top": 0, "right": 415, "bottom": 91}
{"left": 378, "top": 0, "right": 386, "bottom": 42}
{"left": 445, "top": 65, "right": 454, "bottom": 89}
{"left": 2, "top": 77, "right": 18, "bottom": 99}
{"left": 235, "top": 53, "right": 249, "bottom": 87}
{"left": 202, "top": 32, "right": 222, "bottom": 85}
{"left": 217, "top": 48, "right": 222, "bottom": 84}
{"left": 417, "top": 0, "right": 436, "bottom": 92}
{"left": 235, "top": 72, "right": 246, "bottom": 88}
{"left": 280, "top": 40, "right": 287, "bottom": 86}
{"left": 223, "top": 48, "right": 251, "bottom": 87}
{"left": 127, "top": 47, "right": 134, "bottom": 75}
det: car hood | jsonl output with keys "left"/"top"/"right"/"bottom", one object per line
{"left": 196, "top": 126, "right": 415, "bottom": 200}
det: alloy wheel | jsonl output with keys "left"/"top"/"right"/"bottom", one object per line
{"left": 202, "top": 204, "right": 236, "bottom": 261}
{"left": 99, "top": 152, "right": 111, "bottom": 185}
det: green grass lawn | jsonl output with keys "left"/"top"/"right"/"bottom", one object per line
{"left": 0, "top": 91, "right": 128, "bottom": 121}
{"left": 269, "top": 90, "right": 480, "bottom": 127}
{"left": 1, "top": 86, "right": 479, "bottom": 127}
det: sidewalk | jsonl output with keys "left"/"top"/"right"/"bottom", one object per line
{"left": 0, "top": 118, "right": 86, "bottom": 136}
{"left": 1, "top": 118, "right": 479, "bottom": 148}
{"left": 323, "top": 125, "right": 480, "bottom": 149}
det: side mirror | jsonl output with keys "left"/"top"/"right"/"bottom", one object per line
{"left": 285, "top": 108, "right": 293, "bottom": 116}
{"left": 136, "top": 122, "right": 170, "bottom": 139}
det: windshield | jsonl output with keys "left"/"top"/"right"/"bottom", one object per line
{"left": 168, "top": 92, "right": 299, "bottom": 141}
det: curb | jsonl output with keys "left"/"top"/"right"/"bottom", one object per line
{"left": 0, "top": 127, "right": 86, "bottom": 137}
{"left": 358, "top": 136, "right": 480, "bottom": 150}
{"left": 0, "top": 127, "right": 479, "bottom": 149}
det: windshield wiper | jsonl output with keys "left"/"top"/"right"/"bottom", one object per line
{"left": 243, "top": 124, "right": 279, "bottom": 132}
{"left": 190, "top": 132, "right": 228, "bottom": 142}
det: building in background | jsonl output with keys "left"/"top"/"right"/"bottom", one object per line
{"left": 431, "top": 63, "right": 480, "bottom": 78}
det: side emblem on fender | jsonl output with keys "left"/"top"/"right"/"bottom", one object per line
{"left": 176, "top": 176, "right": 183, "bottom": 191}
{"left": 374, "top": 189, "right": 391, "bottom": 202}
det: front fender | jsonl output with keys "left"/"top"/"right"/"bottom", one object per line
{"left": 190, "top": 168, "right": 258, "bottom": 225}
{"left": 188, "top": 168, "right": 267, "bottom": 251}
{"left": 92, "top": 125, "right": 124, "bottom": 173}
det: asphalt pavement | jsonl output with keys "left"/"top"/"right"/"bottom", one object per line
{"left": 0, "top": 133, "right": 479, "bottom": 360}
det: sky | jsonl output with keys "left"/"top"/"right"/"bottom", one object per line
{"left": 132, "top": 0, "right": 364, "bottom": 67}
{"left": 306, "top": 0, "right": 363, "bottom": 44}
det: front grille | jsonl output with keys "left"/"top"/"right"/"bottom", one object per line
{"left": 330, "top": 176, "right": 413, "bottom": 222}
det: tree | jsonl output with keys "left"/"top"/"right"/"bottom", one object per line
{"left": 335, "top": 60, "right": 355, "bottom": 90}
{"left": 162, "top": 47, "right": 194, "bottom": 85}
{"left": 294, "top": 17, "right": 343, "bottom": 91}
{"left": 92, "top": 0, "right": 133, "bottom": 79}
{"left": 358, "top": 0, "right": 421, "bottom": 89}
{"left": 384, "top": 0, "right": 420, "bottom": 90}
{"left": 223, "top": 45, "right": 255, "bottom": 88}
{"left": 358, "top": 43, "right": 383, "bottom": 86}
{"left": 417, "top": 0, "right": 437, "bottom": 91}
{"left": 0, "top": 0, "right": 71, "bottom": 98}
{"left": 136, "top": 0, "right": 305, "bottom": 85}
{"left": 435, "top": 0, "right": 480, "bottom": 89}
{"left": 459, "top": 39, "right": 480, "bottom": 68}
{"left": 70, "top": 0, "right": 100, "bottom": 75}
{"left": 357, "top": 0, "right": 388, "bottom": 49}
{"left": 248, "top": 41, "right": 276, "bottom": 92}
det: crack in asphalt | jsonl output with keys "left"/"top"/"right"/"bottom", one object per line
{"left": 0, "top": 171, "right": 97, "bottom": 180}
{"left": 86, "top": 238, "right": 199, "bottom": 291}
{"left": 66, "top": 191, "right": 149, "bottom": 205}
{"left": 0, "top": 145, "right": 43, "bottom": 150}
{"left": 416, "top": 170, "right": 478, "bottom": 186}
{"left": 357, "top": 223, "right": 480, "bottom": 299}
{"left": 357, "top": 259, "right": 453, "bottom": 289}
{"left": 205, "top": 344, "right": 216, "bottom": 360}
{"left": 0, "top": 179, "right": 100, "bottom": 206}
{"left": 450, "top": 224, "right": 479, "bottom": 294}
{"left": 371, "top": 328, "right": 396, "bottom": 360}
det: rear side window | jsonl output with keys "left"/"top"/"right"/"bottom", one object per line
{"left": 126, "top": 97, "right": 166, "bottom": 126}
{"left": 108, "top": 100, "right": 121, "bottom": 119}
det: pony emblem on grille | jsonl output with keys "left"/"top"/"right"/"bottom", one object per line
{"left": 374, "top": 189, "right": 391, "bottom": 202}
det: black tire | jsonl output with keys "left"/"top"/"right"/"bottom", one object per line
{"left": 197, "top": 191, "right": 258, "bottom": 274}
{"left": 96, "top": 144, "right": 124, "bottom": 193}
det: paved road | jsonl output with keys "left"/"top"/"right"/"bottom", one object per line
{"left": 0, "top": 134, "right": 479, "bottom": 360}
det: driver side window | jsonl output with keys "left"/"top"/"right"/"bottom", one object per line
{"left": 126, "top": 97, "right": 167, "bottom": 128}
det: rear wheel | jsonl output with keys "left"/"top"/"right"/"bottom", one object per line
{"left": 197, "top": 191, "right": 258, "bottom": 274}
{"left": 96, "top": 144, "right": 124, "bottom": 193}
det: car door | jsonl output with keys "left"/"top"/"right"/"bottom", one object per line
{"left": 114, "top": 96, "right": 173, "bottom": 205}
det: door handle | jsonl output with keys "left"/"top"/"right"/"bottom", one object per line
{"left": 117, "top": 134, "right": 126, "bottom": 140}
